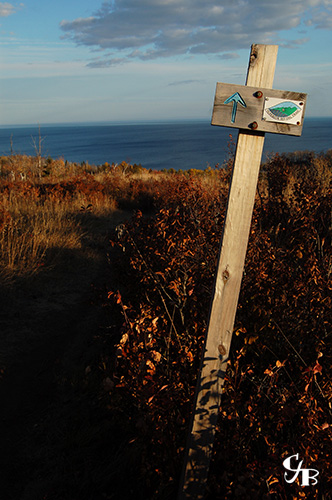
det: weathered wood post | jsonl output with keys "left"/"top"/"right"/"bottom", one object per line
{"left": 178, "top": 44, "right": 307, "bottom": 499}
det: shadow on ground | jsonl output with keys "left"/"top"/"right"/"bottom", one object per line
{"left": 0, "top": 208, "right": 140, "bottom": 500}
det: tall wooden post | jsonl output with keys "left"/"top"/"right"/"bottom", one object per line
{"left": 178, "top": 44, "right": 279, "bottom": 499}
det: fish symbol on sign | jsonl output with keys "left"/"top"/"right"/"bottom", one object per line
{"left": 224, "top": 92, "right": 246, "bottom": 123}
{"left": 265, "top": 101, "right": 301, "bottom": 121}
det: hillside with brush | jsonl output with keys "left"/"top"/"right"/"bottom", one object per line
{"left": 0, "top": 149, "right": 331, "bottom": 499}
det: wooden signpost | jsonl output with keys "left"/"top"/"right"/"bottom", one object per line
{"left": 178, "top": 44, "right": 307, "bottom": 499}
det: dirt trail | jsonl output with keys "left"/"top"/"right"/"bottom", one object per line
{"left": 0, "top": 209, "right": 131, "bottom": 500}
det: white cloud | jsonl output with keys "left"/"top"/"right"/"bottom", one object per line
{"left": 280, "top": 37, "right": 310, "bottom": 49}
{"left": 217, "top": 52, "right": 241, "bottom": 60}
{"left": 0, "top": 2, "right": 19, "bottom": 17}
{"left": 87, "top": 56, "right": 127, "bottom": 68}
{"left": 60, "top": 0, "right": 332, "bottom": 66}
{"left": 167, "top": 79, "right": 206, "bottom": 86}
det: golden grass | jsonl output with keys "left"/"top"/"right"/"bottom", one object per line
{"left": 0, "top": 185, "right": 117, "bottom": 283}
{"left": 1, "top": 149, "right": 331, "bottom": 283}
{"left": 0, "top": 198, "right": 78, "bottom": 281}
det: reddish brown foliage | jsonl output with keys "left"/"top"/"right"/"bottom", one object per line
{"left": 1, "top": 151, "right": 330, "bottom": 498}
{"left": 100, "top": 154, "right": 332, "bottom": 499}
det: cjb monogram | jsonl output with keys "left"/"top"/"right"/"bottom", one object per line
{"left": 283, "top": 454, "right": 319, "bottom": 486}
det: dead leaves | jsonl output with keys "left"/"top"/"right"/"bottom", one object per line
{"left": 100, "top": 164, "right": 332, "bottom": 498}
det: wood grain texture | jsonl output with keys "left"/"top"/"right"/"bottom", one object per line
{"left": 178, "top": 44, "right": 278, "bottom": 500}
{"left": 211, "top": 82, "right": 307, "bottom": 136}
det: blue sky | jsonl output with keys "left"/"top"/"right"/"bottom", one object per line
{"left": 0, "top": 0, "right": 332, "bottom": 125}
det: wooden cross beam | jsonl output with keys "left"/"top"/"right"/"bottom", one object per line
{"left": 178, "top": 44, "right": 307, "bottom": 499}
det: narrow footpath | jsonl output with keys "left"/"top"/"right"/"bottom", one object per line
{"left": 0, "top": 209, "right": 130, "bottom": 500}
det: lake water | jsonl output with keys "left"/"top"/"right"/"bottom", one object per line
{"left": 0, "top": 118, "right": 331, "bottom": 171}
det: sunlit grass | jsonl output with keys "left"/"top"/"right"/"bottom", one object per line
{"left": 1, "top": 149, "right": 331, "bottom": 283}
{"left": 0, "top": 183, "right": 117, "bottom": 283}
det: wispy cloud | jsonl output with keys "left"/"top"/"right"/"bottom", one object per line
{"left": 280, "top": 37, "right": 310, "bottom": 49}
{"left": 60, "top": 0, "right": 332, "bottom": 67}
{"left": 167, "top": 79, "right": 205, "bottom": 87}
{"left": 217, "top": 53, "right": 241, "bottom": 60}
{"left": 0, "top": 2, "right": 22, "bottom": 17}
{"left": 86, "top": 56, "right": 127, "bottom": 68}
{"left": 305, "top": 0, "right": 332, "bottom": 29}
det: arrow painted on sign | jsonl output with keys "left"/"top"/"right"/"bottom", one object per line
{"left": 224, "top": 92, "right": 246, "bottom": 123}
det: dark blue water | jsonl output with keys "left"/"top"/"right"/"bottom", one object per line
{"left": 0, "top": 118, "right": 331, "bottom": 170}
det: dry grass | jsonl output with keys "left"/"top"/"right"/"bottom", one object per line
{"left": 1, "top": 149, "right": 331, "bottom": 284}
{"left": 0, "top": 198, "right": 80, "bottom": 281}
{"left": 259, "top": 149, "right": 332, "bottom": 201}
{"left": 0, "top": 179, "right": 117, "bottom": 284}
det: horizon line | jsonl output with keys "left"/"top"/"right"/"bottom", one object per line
{"left": 0, "top": 115, "right": 331, "bottom": 129}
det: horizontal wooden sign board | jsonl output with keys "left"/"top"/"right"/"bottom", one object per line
{"left": 211, "top": 82, "right": 307, "bottom": 136}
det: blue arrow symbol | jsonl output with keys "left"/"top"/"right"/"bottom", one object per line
{"left": 224, "top": 92, "right": 246, "bottom": 123}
